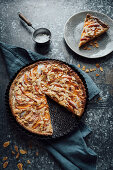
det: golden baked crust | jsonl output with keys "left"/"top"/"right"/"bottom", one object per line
{"left": 9, "top": 60, "right": 87, "bottom": 136}
{"left": 79, "top": 14, "right": 109, "bottom": 47}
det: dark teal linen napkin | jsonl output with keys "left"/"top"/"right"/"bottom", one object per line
{"left": 0, "top": 41, "right": 100, "bottom": 170}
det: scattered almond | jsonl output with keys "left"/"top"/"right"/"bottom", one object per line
{"left": 100, "top": 67, "right": 103, "bottom": 72}
{"left": 27, "top": 160, "right": 31, "bottom": 164}
{"left": 96, "top": 64, "right": 100, "bottom": 68}
{"left": 17, "top": 163, "right": 23, "bottom": 170}
{"left": 16, "top": 152, "right": 20, "bottom": 159}
{"left": 3, "top": 161, "right": 8, "bottom": 168}
{"left": 36, "top": 152, "right": 39, "bottom": 156}
{"left": 3, "top": 157, "right": 8, "bottom": 161}
{"left": 3, "top": 141, "right": 10, "bottom": 148}
{"left": 90, "top": 68, "right": 93, "bottom": 72}
{"left": 77, "top": 64, "right": 80, "bottom": 68}
{"left": 14, "top": 145, "right": 18, "bottom": 152}
{"left": 12, "top": 151, "right": 15, "bottom": 155}
{"left": 96, "top": 74, "right": 99, "bottom": 77}
{"left": 92, "top": 68, "right": 96, "bottom": 71}
{"left": 82, "top": 66, "right": 86, "bottom": 71}
{"left": 85, "top": 69, "right": 90, "bottom": 73}
{"left": 20, "top": 149, "right": 27, "bottom": 154}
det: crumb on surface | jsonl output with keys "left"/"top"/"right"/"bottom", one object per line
{"left": 96, "top": 73, "right": 99, "bottom": 77}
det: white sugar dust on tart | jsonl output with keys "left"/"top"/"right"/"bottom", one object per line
{"left": 79, "top": 14, "right": 109, "bottom": 47}
{"left": 9, "top": 60, "right": 87, "bottom": 136}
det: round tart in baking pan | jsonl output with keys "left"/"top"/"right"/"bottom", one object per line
{"left": 9, "top": 60, "right": 87, "bottom": 136}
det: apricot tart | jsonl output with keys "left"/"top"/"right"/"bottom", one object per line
{"left": 9, "top": 60, "right": 87, "bottom": 136}
{"left": 79, "top": 14, "right": 109, "bottom": 47}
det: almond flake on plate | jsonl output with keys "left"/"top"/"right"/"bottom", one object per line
{"left": 82, "top": 66, "right": 86, "bottom": 71}
{"left": 77, "top": 64, "right": 80, "bottom": 68}
{"left": 85, "top": 69, "right": 90, "bottom": 73}
{"left": 100, "top": 67, "right": 103, "bottom": 72}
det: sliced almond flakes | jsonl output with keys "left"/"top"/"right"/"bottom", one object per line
{"left": 92, "top": 68, "right": 96, "bottom": 71}
{"left": 16, "top": 152, "right": 20, "bottom": 159}
{"left": 17, "top": 163, "right": 23, "bottom": 170}
{"left": 20, "top": 149, "right": 27, "bottom": 154}
{"left": 96, "top": 64, "right": 100, "bottom": 68}
{"left": 3, "top": 141, "right": 10, "bottom": 148}
{"left": 77, "top": 64, "right": 80, "bottom": 68}
{"left": 96, "top": 74, "right": 100, "bottom": 77}
{"left": 85, "top": 69, "right": 89, "bottom": 73}
{"left": 3, "top": 157, "right": 8, "bottom": 161}
{"left": 12, "top": 151, "right": 15, "bottom": 155}
{"left": 27, "top": 160, "right": 31, "bottom": 164}
{"left": 3, "top": 161, "right": 8, "bottom": 168}
{"left": 82, "top": 66, "right": 86, "bottom": 71}
{"left": 14, "top": 145, "right": 18, "bottom": 152}
{"left": 100, "top": 67, "right": 103, "bottom": 72}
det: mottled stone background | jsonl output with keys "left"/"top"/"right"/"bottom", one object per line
{"left": 0, "top": 0, "right": 113, "bottom": 169}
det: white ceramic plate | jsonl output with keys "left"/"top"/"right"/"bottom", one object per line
{"left": 64, "top": 11, "right": 113, "bottom": 58}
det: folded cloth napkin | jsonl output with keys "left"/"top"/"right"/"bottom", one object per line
{"left": 0, "top": 41, "right": 100, "bottom": 170}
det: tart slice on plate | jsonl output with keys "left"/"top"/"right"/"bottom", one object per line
{"left": 79, "top": 14, "right": 109, "bottom": 47}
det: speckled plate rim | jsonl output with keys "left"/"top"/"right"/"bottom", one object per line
{"left": 5, "top": 59, "right": 88, "bottom": 140}
{"left": 64, "top": 10, "right": 113, "bottom": 58}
